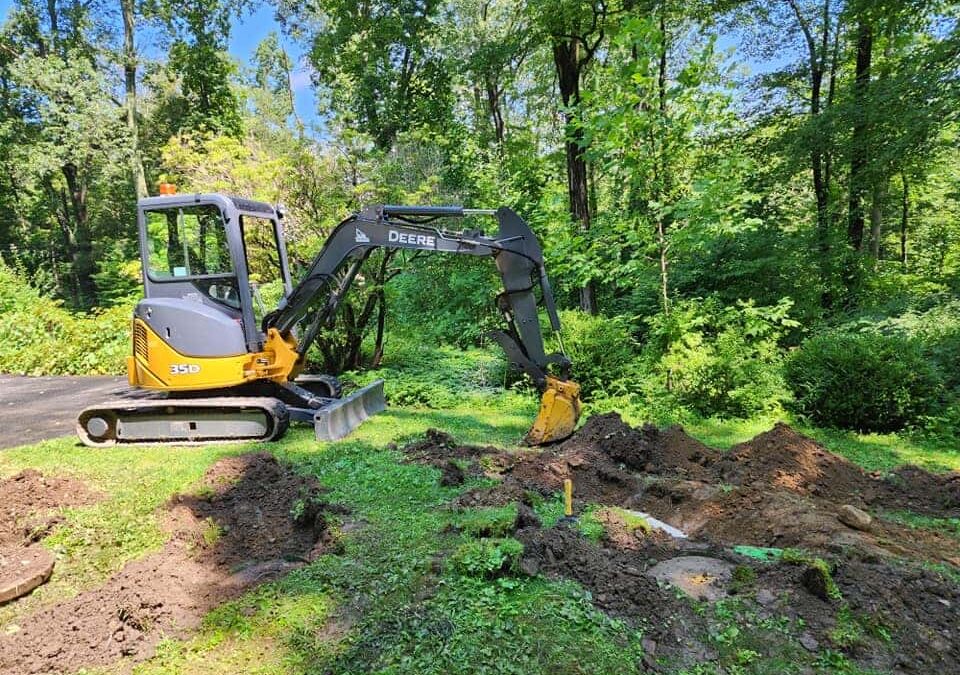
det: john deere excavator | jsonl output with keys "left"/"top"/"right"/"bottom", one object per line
{"left": 77, "top": 190, "right": 581, "bottom": 447}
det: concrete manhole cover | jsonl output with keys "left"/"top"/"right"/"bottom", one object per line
{"left": 0, "top": 545, "right": 55, "bottom": 605}
{"left": 647, "top": 555, "right": 734, "bottom": 602}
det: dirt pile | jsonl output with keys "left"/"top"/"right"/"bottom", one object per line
{"left": 0, "top": 470, "right": 103, "bottom": 607}
{"left": 0, "top": 452, "right": 339, "bottom": 675}
{"left": 714, "top": 423, "right": 960, "bottom": 516}
{"left": 516, "top": 524, "right": 715, "bottom": 665}
{"left": 402, "top": 415, "right": 960, "bottom": 672}
{"left": 0, "top": 469, "right": 101, "bottom": 548}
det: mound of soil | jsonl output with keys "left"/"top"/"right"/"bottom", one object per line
{"left": 0, "top": 469, "right": 103, "bottom": 608}
{"left": 0, "top": 453, "right": 340, "bottom": 675}
{"left": 568, "top": 413, "right": 719, "bottom": 480}
{"left": 516, "top": 525, "right": 715, "bottom": 667}
{"left": 401, "top": 414, "right": 960, "bottom": 672}
{"left": 0, "top": 469, "right": 101, "bottom": 548}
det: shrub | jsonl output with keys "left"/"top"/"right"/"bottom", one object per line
{"left": 556, "top": 310, "right": 636, "bottom": 399}
{"left": 0, "top": 262, "right": 132, "bottom": 375}
{"left": 635, "top": 298, "right": 795, "bottom": 417}
{"left": 785, "top": 331, "right": 943, "bottom": 432}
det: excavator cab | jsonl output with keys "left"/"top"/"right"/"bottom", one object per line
{"left": 78, "top": 192, "right": 580, "bottom": 447}
{"left": 136, "top": 194, "right": 293, "bottom": 369}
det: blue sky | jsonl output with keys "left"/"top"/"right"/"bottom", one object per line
{"left": 0, "top": 0, "right": 320, "bottom": 124}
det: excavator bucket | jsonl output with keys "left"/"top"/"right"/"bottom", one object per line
{"left": 314, "top": 379, "right": 387, "bottom": 441}
{"left": 525, "top": 376, "right": 582, "bottom": 446}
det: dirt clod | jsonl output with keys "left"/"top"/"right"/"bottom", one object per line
{"left": 439, "top": 460, "right": 465, "bottom": 487}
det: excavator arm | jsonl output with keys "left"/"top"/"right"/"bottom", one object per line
{"left": 264, "top": 204, "right": 581, "bottom": 444}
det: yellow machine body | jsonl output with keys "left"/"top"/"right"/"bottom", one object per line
{"left": 126, "top": 318, "right": 302, "bottom": 391}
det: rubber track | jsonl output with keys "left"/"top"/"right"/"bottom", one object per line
{"left": 76, "top": 396, "right": 290, "bottom": 447}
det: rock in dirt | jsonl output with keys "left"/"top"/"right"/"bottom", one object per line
{"left": 799, "top": 632, "right": 819, "bottom": 652}
{"left": 0, "top": 546, "right": 54, "bottom": 605}
{"left": 837, "top": 504, "right": 873, "bottom": 531}
{"left": 755, "top": 588, "right": 776, "bottom": 607}
{"left": 646, "top": 556, "right": 735, "bottom": 602}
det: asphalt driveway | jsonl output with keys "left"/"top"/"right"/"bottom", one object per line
{"left": 0, "top": 375, "right": 129, "bottom": 449}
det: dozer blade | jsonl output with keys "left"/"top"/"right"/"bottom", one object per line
{"left": 314, "top": 379, "right": 387, "bottom": 441}
{"left": 525, "top": 376, "right": 582, "bottom": 446}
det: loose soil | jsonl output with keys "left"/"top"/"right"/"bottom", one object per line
{"left": 0, "top": 452, "right": 340, "bottom": 674}
{"left": 0, "top": 469, "right": 103, "bottom": 607}
{"left": 0, "top": 469, "right": 102, "bottom": 548}
{"left": 404, "top": 414, "right": 960, "bottom": 672}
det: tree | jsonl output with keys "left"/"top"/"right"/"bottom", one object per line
{"left": 529, "top": 0, "right": 612, "bottom": 314}
{"left": 154, "top": 0, "right": 247, "bottom": 137}
{"left": 121, "top": 0, "right": 149, "bottom": 198}
{"left": 251, "top": 31, "right": 303, "bottom": 136}
{"left": 451, "top": 0, "right": 534, "bottom": 147}
{"left": 283, "top": 0, "right": 453, "bottom": 149}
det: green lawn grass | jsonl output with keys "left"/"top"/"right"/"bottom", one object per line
{"left": 1, "top": 398, "right": 957, "bottom": 674}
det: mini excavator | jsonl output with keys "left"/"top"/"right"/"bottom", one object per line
{"left": 77, "top": 189, "right": 581, "bottom": 447}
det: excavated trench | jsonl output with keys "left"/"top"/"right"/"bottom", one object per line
{"left": 404, "top": 415, "right": 960, "bottom": 672}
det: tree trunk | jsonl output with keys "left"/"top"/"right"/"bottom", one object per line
{"left": 847, "top": 18, "right": 872, "bottom": 251}
{"left": 657, "top": 217, "right": 670, "bottom": 315}
{"left": 121, "top": 0, "right": 148, "bottom": 198}
{"left": 61, "top": 162, "right": 95, "bottom": 305}
{"left": 900, "top": 171, "right": 909, "bottom": 269}
{"left": 654, "top": 5, "right": 671, "bottom": 315}
{"left": 484, "top": 75, "right": 505, "bottom": 146}
{"left": 869, "top": 181, "right": 883, "bottom": 260}
{"left": 552, "top": 39, "right": 596, "bottom": 314}
{"left": 787, "top": 0, "right": 834, "bottom": 307}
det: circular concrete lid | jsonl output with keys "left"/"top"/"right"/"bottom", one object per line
{"left": 647, "top": 555, "right": 734, "bottom": 602}
{"left": 0, "top": 545, "right": 55, "bottom": 605}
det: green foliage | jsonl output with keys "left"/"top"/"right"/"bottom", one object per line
{"left": 448, "top": 537, "right": 524, "bottom": 578}
{"left": 453, "top": 505, "right": 518, "bottom": 539}
{"left": 636, "top": 298, "right": 796, "bottom": 417}
{"left": 556, "top": 309, "right": 636, "bottom": 399}
{"left": 347, "top": 339, "right": 511, "bottom": 409}
{"left": 0, "top": 261, "right": 130, "bottom": 375}
{"left": 786, "top": 330, "right": 943, "bottom": 432}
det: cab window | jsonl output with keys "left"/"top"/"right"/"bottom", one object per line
{"left": 241, "top": 215, "right": 285, "bottom": 323}
{"left": 145, "top": 206, "right": 233, "bottom": 279}
{"left": 145, "top": 205, "right": 240, "bottom": 308}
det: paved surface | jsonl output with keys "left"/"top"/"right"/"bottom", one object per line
{"left": 0, "top": 375, "right": 129, "bottom": 449}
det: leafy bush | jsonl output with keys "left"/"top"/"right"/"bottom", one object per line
{"left": 556, "top": 310, "right": 637, "bottom": 399}
{"left": 785, "top": 331, "right": 943, "bottom": 432}
{"left": 448, "top": 537, "right": 524, "bottom": 578}
{"left": 635, "top": 298, "right": 795, "bottom": 417}
{"left": 0, "top": 262, "right": 131, "bottom": 375}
